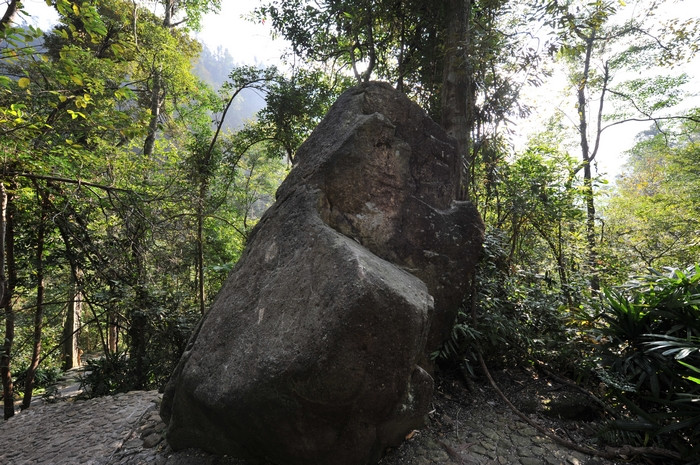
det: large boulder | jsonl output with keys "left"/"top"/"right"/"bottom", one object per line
{"left": 160, "top": 82, "right": 484, "bottom": 465}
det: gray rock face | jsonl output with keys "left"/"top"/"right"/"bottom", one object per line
{"left": 161, "top": 82, "right": 484, "bottom": 465}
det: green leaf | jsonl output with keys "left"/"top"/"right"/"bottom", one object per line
{"left": 679, "top": 360, "right": 700, "bottom": 375}
{"left": 110, "top": 43, "right": 124, "bottom": 56}
{"left": 66, "top": 109, "right": 85, "bottom": 119}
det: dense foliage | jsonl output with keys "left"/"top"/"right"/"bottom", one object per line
{"left": 595, "top": 267, "right": 700, "bottom": 456}
{"left": 1, "top": 0, "right": 699, "bottom": 462}
{"left": 0, "top": 0, "right": 317, "bottom": 410}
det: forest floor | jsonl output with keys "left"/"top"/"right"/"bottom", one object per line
{"left": 0, "top": 366, "right": 644, "bottom": 465}
{"left": 378, "top": 367, "right": 636, "bottom": 465}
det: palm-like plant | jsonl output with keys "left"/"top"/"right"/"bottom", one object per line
{"left": 597, "top": 266, "right": 700, "bottom": 460}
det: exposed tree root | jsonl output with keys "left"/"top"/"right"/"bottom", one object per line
{"left": 476, "top": 351, "right": 682, "bottom": 463}
{"left": 438, "top": 440, "right": 469, "bottom": 465}
{"left": 533, "top": 361, "right": 621, "bottom": 420}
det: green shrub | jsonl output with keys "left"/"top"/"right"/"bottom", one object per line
{"left": 79, "top": 304, "right": 200, "bottom": 397}
{"left": 596, "top": 265, "right": 700, "bottom": 460}
{"left": 12, "top": 366, "right": 63, "bottom": 395}
{"left": 434, "top": 230, "right": 583, "bottom": 376}
{"left": 80, "top": 353, "right": 133, "bottom": 397}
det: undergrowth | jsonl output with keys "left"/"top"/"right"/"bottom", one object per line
{"left": 435, "top": 229, "right": 700, "bottom": 463}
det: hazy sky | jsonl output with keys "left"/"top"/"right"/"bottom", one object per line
{"left": 21, "top": 0, "right": 58, "bottom": 30}
{"left": 196, "top": 1, "right": 286, "bottom": 65}
{"left": 20, "top": 0, "right": 283, "bottom": 64}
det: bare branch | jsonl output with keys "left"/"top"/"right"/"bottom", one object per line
{"left": 600, "top": 115, "right": 700, "bottom": 134}
{"left": 5, "top": 172, "right": 131, "bottom": 192}
{"left": 590, "top": 61, "right": 610, "bottom": 162}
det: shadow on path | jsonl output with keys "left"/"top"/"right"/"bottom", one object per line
{"left": 0, "top": 369, "right": 633, "bottom": 465}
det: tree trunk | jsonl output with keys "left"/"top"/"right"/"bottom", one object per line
{"left": 143, "top": 68, "right": 163, "bottom": 156}
{"left": 0, "top": 183, "right": 6, "bottom": 319}
{"left": 0, "top": 0, "right": 21, "bottom": 41}
{"left": 576, "top": 35, "right": 600, "bottom": 291}
{"left": 163, "top": 0, "right": 174, "bottom": 27}
{"left": 361, "top": 3, "right": 376, "bottom": 83}
{"left": 62, "top": 270, "right": 82, "bottom": 370}
{"left": 129, "top": 293, "right": 147, "bottom": 389}
{"left": 441, "top": 0, "right": 473, "bottom": 200}
{"left": 22, "top": 188, "right": 48, "bottom": 409}
{"left": 583, "top": 163, "right": 599, "bottom": 291}
{"left": 108, "top": 308, "right": 118, "bottom": 353}
{"left": 1, "top": 182, "right": 17, "bottom": 419}
{"left": 197, "top": 180, "right": 206, "bottom": 314}
{"left": 54, "top": 210, "right": 84, "bottom": 368}
{"left": 129, "top": 217, "right": 148, "bottom": 389}
{"left": 533, "top": 221, "right": 572, "bottom": 307}
{"left": 143, "top": 0, "right": 178, "bottom": 156}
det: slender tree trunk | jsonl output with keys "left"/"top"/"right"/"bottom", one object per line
{"left": 0, "top": 183, "right": 6, "bottom": 323}
{"left": 556, "top": 219, "right": 572, "bottom": 306}
{"left": 108, "top": 306, "right": 118, "bottom": 353}
{"left": 54, "top": 212, "right": 86, "bottom": 368}
{"left": 396, "top": 3, "right": 405, "bottom": 92}
{"left": 63, "top": 270, "right": 82, "bottom": 370}
{"left": 196, "top": 178, "right": 208, "bottom": 314}
{"left": 129, "top": 292, "right": 147, "bottom": 389}
{"left": 1, "top": 182, "right": 17, "bottom": 419}
{"left": 143, "top": 68, "right": 163, "bottom": 156}
{"left": 462, "top": 0, "right": 476, "bottom": 201}
{"left": 0, "top": 0, "right": 21, "bottom": 41}
{"left": 533, "top": 222, "right": 572, "bottom": 307}
{"left": 361, "top": 4, "right": 376, "bottom": 83}
{"left": 128, "top": 212, "right": 148, "bottom": 389}
{"left": 583, "top": 164, "right": 599, "bottom": 290}
{"left": 576, "top": 34, "right": 600, "bottom": 291}
{"left": 143, "top": 0, "right": 177, "bottom": 156}
{"left": 22, "top": 187, "right": 48, "bottom": 409}
{"left": 55, "top": 214, "right": 81, "bottom": 367}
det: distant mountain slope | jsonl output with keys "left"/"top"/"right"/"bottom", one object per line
{"left": 193, "top": 45, "right": 267, "bottom": 130}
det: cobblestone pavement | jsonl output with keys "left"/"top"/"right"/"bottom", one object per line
{"left": 1, "top": 390, "right": 161, "bottom": 465}
{"left": 378, "top": 395, "right": 619, "bottom": 465}
{"left": 0, "top": 375, "right": 627, "bottom": 465}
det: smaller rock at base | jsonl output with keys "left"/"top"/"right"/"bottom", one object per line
{"left": 143, "top": 433, "right": 163, "bottom": 449}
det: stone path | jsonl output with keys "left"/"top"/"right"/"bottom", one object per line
{"left": 0, "top": 374, "right": 628, "bottom": 465}
{"left": 2, "top": 390, "right": 159, "bottom": 465}
{"left": 377, "top": 394, "right": 618, "bottom": 465}
{"left": 1, "top": 388, "right": 243, "bottom": 465}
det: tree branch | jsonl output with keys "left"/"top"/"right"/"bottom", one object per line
{"left": 600, "top": 115, "right": 700, "bottom": 134}
{"left": 0, "top": 0, "right": 20, "bottom": 42}
{"left": 477, "top": 352, "right": 683, "bottom": 462}
{"left": 5, "top": 172, "right": 130, "bottom": 192}
{"left": 589, "top": 61, "right": 609, "bottom": 162}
